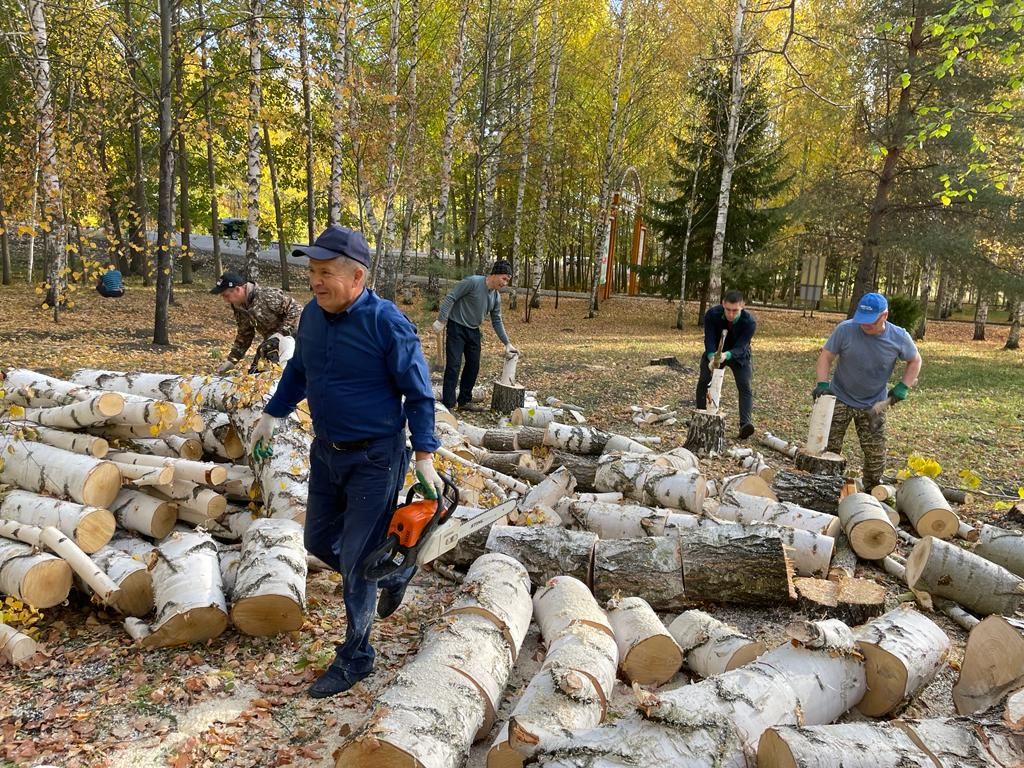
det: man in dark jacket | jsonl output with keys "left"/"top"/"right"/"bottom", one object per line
{"left": 695, "top": 289, "right": 757, "bottom": 439}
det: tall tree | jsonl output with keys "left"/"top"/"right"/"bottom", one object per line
{"left": 153, "top": 0, "right": 175, "bottom": 344}
{"left": 244, "top": 0, "right": 264, "bottom": 281}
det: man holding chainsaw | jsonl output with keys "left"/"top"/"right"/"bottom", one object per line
{"left": 211, "top": 271, "right": 302, "bottom": 374}
{"left": 248, "top": 225, "right": 444, "bottom": 699}
{"left": 432, "top": 259, "right": 518, "bottom": 411}
{"left": 814, "top": 292, "right": 922, "bottom": 489}
{"left": 695, "top": 289, "right": 757, "bottom": 439}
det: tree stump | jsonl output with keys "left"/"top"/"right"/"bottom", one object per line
{"left": 491, "top": 381, "right": 525, "bottom": 414}
{"left": 794, "top": 450, "right": 846, "bottom": 476}
{"left": 684, "top": 410, "right": 725, "bottom": 457}
{"left": 773, "top": 469, "right": 844, "bottom": 514}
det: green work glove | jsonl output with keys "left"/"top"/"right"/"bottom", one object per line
{"left": 723, "top": 351, "right": 732, "bottom": 362}
{"left": 706, "top": 351, "right": 716, "bottom": 362}
{"left": 889, "top": 382, "right": 909, "bottom": 401}
{"left": 812, "top": 381, "right": 831, "bottom": 400}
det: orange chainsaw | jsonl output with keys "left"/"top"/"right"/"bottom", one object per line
{"left": 361, "top": 475, "right": 516, "bottom": 580}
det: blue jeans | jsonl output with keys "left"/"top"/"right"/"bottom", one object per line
{"left": 695, "top": 353, "right": 754, "bottom": 427}
{"left": 442, "top": 320, "right": 482, "bottom": 409}
{"left": 305, "top": 432, "right": 413, "bottom": 676}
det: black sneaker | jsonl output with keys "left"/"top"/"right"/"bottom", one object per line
{"left": 457, "top": 402, "right": 486, "bottom": 412}
{"left": 737, "top": 423, "right": 755, "bottom": 440}
{"left": 308, "top": 665, "right": 371, "bottom": 699}
{"left": 377, "top": 583, "right": 408, "bottom": 619}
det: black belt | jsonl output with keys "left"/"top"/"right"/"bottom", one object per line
{"left": 322, "top": 438, "right": 373, "bottom": 452}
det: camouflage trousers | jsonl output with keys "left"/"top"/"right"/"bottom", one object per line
{"left": 826, "top": 399, "right": 886, "bottom": 488}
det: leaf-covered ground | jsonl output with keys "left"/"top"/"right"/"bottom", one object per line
{"left": 1, "top": 264, "right": 1023, "bottom": 767}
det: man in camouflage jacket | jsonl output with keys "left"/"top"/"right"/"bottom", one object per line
{"left": 211, "top": 271, "right": 302, "bottom": 374}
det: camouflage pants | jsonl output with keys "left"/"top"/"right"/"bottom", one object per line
{"left": 826, "top": 399, "right": 886, "bottom": 488}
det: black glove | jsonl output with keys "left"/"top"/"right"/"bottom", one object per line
{"left": 256, "top": 336, "right": 281, "bottom": 363}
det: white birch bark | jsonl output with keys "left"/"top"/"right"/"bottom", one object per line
{"left": 953, "top": 614, "right": 1024, "bottom": 715}
{"left": 21, "top": 395, "right": 124, "bottom": 428}
{"left": 972, "top": 524, "right": 1024, "bottom": 578}
{"left": 327, "top": 0, "right": 348, "bottom": 225}
{"left": 906, "top": 535, "right": 1024, "bottom": 616}
{"left": 88, "top": 546, "right": 153, "bottom": 616}
{"left": 371, "top": 0, "right": 401, "bottom": 299}
{"left": 0, "top": 436, "right": 122, "bottom": 508}
{"left": 0, "top": 489, "right": 115, "bottom": 553}
{"left": 244, "top": 0, "right": 264, "bottom": 280}
{"left": 668, "top": 609, "right": 765, "bottom": 677}
{"left": 107, "top": 451, "right": 226, "bottom": 485}
{"left": 0, "top": 621, "right": 38, "bottom": 665}
{"left": 715, "top": 491, "right": 841, "bottom": 537}
{"left": 446, "top": 552, "right": 533, "bottom": 656}
{"left": 230, "top": 518, "right": 306, "bottom": 636}
{"left": 19, "top": 425, "right": 109, "bottom": 458}
{"left": 607, "top": 596, "right": 683, "bottom": 685}
{"left": 897, "top": 475, "right": 959, "bottom": 539}
{"left": 69, "top": 369, "right": 237, "bottom": 411}
{"left": 837, "top": 492, "right": 898, "bottom": 559}
{"left": 0, "top": 537, "right": 72, "bottom": 607}
{"left": 109, "top": 489, "right": 177, "bottom": 539}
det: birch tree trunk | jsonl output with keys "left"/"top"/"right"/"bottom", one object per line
{"left": 528, "top": 9, "right": 562, "bottom": 314}
{"left": 675, "top": 140, "right": 703, "bottom": 329}
{"left": 1005, "top": 297, "right": 1022, "bottom": 350}
{"left": 345, "top": 8, "right": 380, "bottom": 242}
{"left": 262, "top": 122, "right": 289, "bottom": 290}
{"left": 327, "top": 0, "right": 348, "bottom": 226}
{"left": 244, "top": 0, "right": 264, "bottom": 281}
{"left": 973, "top": 294, "right": 988, "bottom": 341}
{"left": 588, "top": 3, "right": 628, "bottom": 317}
{"left": 508, "top": 4, "right": 539, "bottom": 312}
{"left": 914, "top": 251, "right": 935, "bottom": 340}
{"left": 153, "top": 0, "right": 175, "bottom": 344}
{"left": 397, "top": 0, "right": 420, "bottom": 277}
{"left": 297, "top": 0, "right": 315, "bottom": 244}
{"left": 198, "top": 0, "right": 222, "bottom": 277}
{"left": 372, "top": 0, "right": 401, "bottom": 301}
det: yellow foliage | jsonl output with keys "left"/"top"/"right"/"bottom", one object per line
{"left": 905, "top": 454, "right": 942, "bottom": 478}
{"left": 958, "top": 468, "right": 982, "bottom": 490}
{"left": 1, "top": 596, "right": 43, "bottom": 638}
{"left": 8, "top": 404, "right": 25, "bottom": 418}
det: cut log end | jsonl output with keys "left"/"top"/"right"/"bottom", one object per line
{"left": 142, "top": 607, "right": 228, "bottom": 648}
{"left": 335, "top": 739, "right": 421, "bottom": 768}
{"left": 76, "top": 508, "right": 117, "bottom": 554}
{"left": 727, "top": 641, "right": 768, "bottom": 671}
{"left": 794, "top": 576, "right": 886, "bottom": 625}
{"left": 849, "top": 520, "right": 898, "bottom": 561}
{"left": 757, "top": 728, "right": 799, "bottom": 768}
{"left": 621, "top": 636, "right": 684, "bottom": 686}
{"left": 113, "top": 570, "right": 155, "bottom": 617}
{"left": 82, "top": 462, "right": 123, "bottom": 508}
{"left": 916, "top": 508, "right": 960, "bottom": 539}
{"left": 220, "top": 430, "right": 244, "bottom": 460}
{"left": 89, "top": 438, "right": 110, "bottom": 458}
{"left": 148, "top": 501, "right": 178, "bottom": 539}
{"left": 856, "top": 644, "right": 908, "bottom": 717}
{"left": 230, "top": 596, "right": 304, "bottom": 637}
{"left": 22, "top": 560, "right": 74, "bottom": 609}
{"left": 96, "top": 391, "right": 125, "bottom": 418}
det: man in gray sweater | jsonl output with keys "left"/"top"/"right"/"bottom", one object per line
{"left": 433, "top": 260, "right": 518, "bottom": 411}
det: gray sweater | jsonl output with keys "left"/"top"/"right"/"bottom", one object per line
{"left": 437, "top": 275, "right": 509, "bottom": 344}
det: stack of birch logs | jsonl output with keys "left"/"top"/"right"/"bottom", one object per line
{"left": 0, "top": 367, "right": 308, "bottom": 657}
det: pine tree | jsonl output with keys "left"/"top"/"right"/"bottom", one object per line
{"left": 650, "top": 69, "right": 789, "bottom": 303}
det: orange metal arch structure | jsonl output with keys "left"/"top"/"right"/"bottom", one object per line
{"left": 598, "top": 167, "right": 647, "bottom": 301}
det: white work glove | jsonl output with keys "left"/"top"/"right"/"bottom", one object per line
{"left": 217, "top": 359, "right": 235, "bottom": 375}
{"left": 414, "top": 456, "right": 444, "bottom": 501}
{"left": 250, "top": 413, "right": 282, "bottom": 460}
{"left": 505, "top": 343, "right": 519, "bottom": 355}
{"left": 431, "top": 320, "right": 445, "bottom": 334}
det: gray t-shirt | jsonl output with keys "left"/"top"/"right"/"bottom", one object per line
{"left": 825, "top": 319, "right": 918, "bottom": 409}
{"left": 437, "top": 275, "right": 509, "bottom": 344}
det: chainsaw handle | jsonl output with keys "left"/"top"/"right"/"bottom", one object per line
{"left": 404, "top": 473, "right": 459, "bottom": 526}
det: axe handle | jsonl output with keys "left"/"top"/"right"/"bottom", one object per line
{"left": 712, "top": 329, "right": 728, "bottom": 370}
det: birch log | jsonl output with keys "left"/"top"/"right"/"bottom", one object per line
{"left": 681, "top": 525, "right": 795, "bottom": 605}
{"left": 606, "top": 596, "right": 682, "bottom": 685}
{"left": 602, "top": 434, "right": 653, "bottom": 454}
{"left": 19, "top": 395, "right": 122, "bottom": 428}
{"left": 760, "top": 431, "right": 799, "bottom": 459}
{"left": 143, "top": 530, "right": 228, "bottom": 647}
{"left": 19, "top": 425, "right": 108, "bottom": 458}
{"left": 543, "top": 423, "right": 611, "bottom": 455}
{"left": 973, "top": 524, "right": 1024, "bottom": 578}
{"left": 0, "top": 520, "right": 120, "bottom": 604}
{"left": 0, "top": 437, "right": 121, "bottom": 508}
{"left": 3, "top": 368, "right": 102, "bottom": 406}
{"left": 0, "top": 489, "right": 115, "bottom": 553}
{"left": 69, "top": 369, "right": 238, "bottom": 411}
{"left": 667, "top": 610, "right": 765, "bottom": 677}
{"left": 446, "top": 552, "right": 533, "bottom": 659}
{"left": 595, "top": 453, "right": 705, "bottom": 513}
{"left": 566, "top": 500, "right": 673, "bottom": 539}
{"left": 0, "top": 537, "right": 72, "bottom": 607}
{"left": 230, "top": 404, "right": 311, "bottom": 521}
{"left": 593, "top": 536, "right": 687, "bottom": 611}
{"left": 486, "top": 526, "right": 598, "bottom": 585}
{"left": 114, "top": 462, "right": 174, "bottom": 487}
{"left": 804, "top": 394, "right": 836, "bottom": 456}
{"left": 146, "top": 480, "right": 226, "bottom": 521}
{"left": 519, "top": 467, "right": 576, "bottom": 516}
{"left": 906, "top": 536, "right": 1024, "bottom": 617}
{"left": 533, "top": 575, "right": 613, "bottom": 642}
{"left": 952, "top": 615, "right": 1024, "bottom": 715}
{"left": 121, "top": 436, "right": 202, "bottom": 461}
{"left": 897, "top": 475, "right": 960, "bottom": 539}
{"left": 199, "top": 411, "right": 245, "bottom": 460}
{"left": 715, "top": 491, "right": 842, "bottom": 537}
{"left": 771, "top": 469, "right": 843, "bottom": 514}
{"left": 88, "top": 546, "right": 154, "bottom": 616}
{"left": 109, "top": 489, "right": 177, "bottom": 539}
{"left": 229, "top": 518, "right": 306, "bottom": 636}
{"left": 837, "top": 492, "right": 897, "bottom": 559}
{"left": 107, "top": 451, "right": 227, "bottom": 485}
{"left": 0, "top": 621, "right": 38, "bottom": 665}
{"left": 524, "top": 620, "right": 867, "bottom": 768}
{"left": 757, "top": 721, "right": 938, "bottom": 767}
{"left": 684, "top": 410, "right": 726, "bottom": 457}
{"left": 853, "top": 606, "right": 951, "bottom": 716}
{"left": 511, "top": 406, "right": 561, "bottom": 428}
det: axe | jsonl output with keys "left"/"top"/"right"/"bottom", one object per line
{"left": 711, "top": 329, "right": 728, "bottom": 370}
{"left": 866, "top": 378, "right": 917, "bottom": 431}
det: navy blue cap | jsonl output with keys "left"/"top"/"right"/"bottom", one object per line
{"left": 292, "top": 225, "right": 370, "bottom": 268}
{"left": 211, "top": 271, "right": 246, "bottom": 294}
{"left": 852, "top": 292, "right": 888, "bottom": 324}
{"left": 491, "top": 259, "right": 513, "bottom": 276}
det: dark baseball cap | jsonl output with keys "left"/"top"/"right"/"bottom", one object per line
{"left": 491, "top": 259, "right": 513, "bottom": 276}
{"left": 292, "top": 225, "right": 370, "bottom": 268}
{"left": 210, "top": 271, "right": 246, "bottom": 294}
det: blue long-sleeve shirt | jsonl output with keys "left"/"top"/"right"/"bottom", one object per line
{"left": 265, "top": 289, "right": 439, "bottom": 453}
{"left": 703, "top": 304, "right": 757, "bottom": 362}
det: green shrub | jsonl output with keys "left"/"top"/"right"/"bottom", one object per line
{"left": 886, "top": 294, "right": 922, "bottom": 331}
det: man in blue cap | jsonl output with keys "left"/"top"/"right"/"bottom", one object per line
{"left": 248, "top": 225, "right": 444, "bottom": 698}
{"left": 813, "top": 292, "right": 922, "bottom": 489}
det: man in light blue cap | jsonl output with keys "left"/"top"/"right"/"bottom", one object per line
{"left": 813, "top": 292, "right": 922, "bottom": 489}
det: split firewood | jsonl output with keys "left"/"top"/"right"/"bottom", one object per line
{"left": 0, "top": 436, "right": 121, "bottom": 508}
{"left": 606, "top": 596, "right": 683, "bottom": 685}
{"left": 772, "top": 468, "right": 843, "bottom": 514}
{"left": 198, "top": 411, "right": 245, "bottom": 460}
{"left": 897, "top": 475, "right": 960, "bottom": 539}
{"left": 906, "top": 535, "right": 1024, "bottom": 617}
{"left": 758, "top": 715, "right": 1024, "bottom": 768}
{"left": 107, "top": 451, "right": 228, "bottom": 486}
{"left": 519, "top": 619, "right": 867, "bottom": 767}
{"left": 230, "top": 518, "right": 306, "bottom": 636}
{"left": 69, "top": 369, "right": 238, "bottom": 412}
{"left": 972, "top": 524, "right": 1024, "bottom": 578}
{"left": 0, "top": 537, "right": 73, "bottom": 608}
{"left": 446, "top": 553, "right": 533, "bottom": 659}
{"left": 803, "top": 394, "right": 836, "bottom": 457}
{"left": 13, "top": 424, "right": 109, "bottom": 458}
{"left": 491, "top": 351, "right": 525, "bottom": 413}
{"left": 759, "top": 431, "right": 799, "bottom": 459}
{"left": 519, "top": 467, "right": 576, "bottom": 516}
{"left": 140, "top": 530, "right": 228, "bottom": 648}
{"left": 594, "top": 536, "right": 687, "bottom": 610}
{"left": 486, "top": 525, "right": 598, "bottom": 586}
{"left": 0, "top": 520, "right": 120, "bottom": 605}
{"left": 0, "top": 489, "right": 115, "bottom": 553}
{"left": 20, "top": 393, "right": 124, "bottom": 429}
{"left": 594, "top": 453, "right": 706, "bottom": 513}
{"left": 0, "top": 621, "right": 38, "bottom": 665}
{"left": 952, "top": 614, "right": 1024, "bottom": 715}
{"left": 720, "top": 473, "right": 777, "bottom": 502}
{"left": 109, "top": 489, "right": 177, "bottom": 539}
{"left": 668, "top": 610, "right": 765, "bottom": 677}
{"left": 793, "top": 576, "right": 886, "bottom": 625}
{"left": 543, "top": 422, "right": 611, "bottom": 455}
{"left": 87, "top": 546, "right": 154, "bottom": 616}
{"left": 716, "top": 490, "right": 842, "bottom": 537}
{"left": 853, "top": 605, "right": 951, "bottom": 716}
{"left": 837, "top": 492, "right": 897, "bottom": 560}
{"left": 828, "top": 534, "right": 858, "bottom": 582}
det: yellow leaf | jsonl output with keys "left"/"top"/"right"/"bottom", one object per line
{"left": 149, "top": 425, "right": 160, "bottom": 436}
{"left": 8, "top": 405, "right": 24, "bottom": 418}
